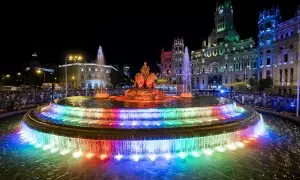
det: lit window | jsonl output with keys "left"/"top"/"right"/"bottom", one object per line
{"left": 95, "top": 68, "right": 98, "bottom": 71}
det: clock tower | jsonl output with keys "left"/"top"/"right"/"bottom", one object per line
{"left": 214, "top": 1, "right": 236, "bottom": 43}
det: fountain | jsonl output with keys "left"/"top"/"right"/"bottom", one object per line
{"left": 180, "top": 47, "right": 192, "bottom": 98}
{"left": 20, "top": 63, "right": 265, "bottom": 162}
{"left": 94, "top": 46, "right": 110, "bottom": 98}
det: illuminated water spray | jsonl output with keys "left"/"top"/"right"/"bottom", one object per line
{"left": 183, "top": 47, "right": 191, "bottom": 93}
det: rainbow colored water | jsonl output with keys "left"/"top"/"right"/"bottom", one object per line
{"left": 20, "top": 96, "right": 265, "bottom": 161}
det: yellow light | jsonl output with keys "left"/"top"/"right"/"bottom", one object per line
{"left": 78, "top": 56, "right": 82, "bottom": 60}
{"left": 36, "top": 69, "right": 42, "bottom": 74}
{"left": 5, "top": 74, "right": 11, "bottom": 78}
{"left": 72, "top": 76, "right": 75, "bottom": 80}
{"left": 68, "top": 56, "right": 73, "bottom": 60}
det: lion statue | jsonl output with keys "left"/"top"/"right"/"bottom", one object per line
{"left": 145, "top": 73, "right": 157, "bottom": 88}
{"left": 134, "top": 73, "right": 145, "bottom": 88}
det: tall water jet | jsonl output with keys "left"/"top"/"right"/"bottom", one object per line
{"left": 97, "top": 46, "right": 105, "bottom": 66}
{"left": 180, "top": 47, "right": 192, "bottom": 98}
{"left": 95, "top": 46, "right": 109, "bottom": 98}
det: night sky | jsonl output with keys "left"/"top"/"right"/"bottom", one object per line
{"left": 3, "top": 0, "right": 299, "bottom": 74}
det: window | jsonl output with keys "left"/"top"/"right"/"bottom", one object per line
{"left": 266, "top": 58, "right": 271, "bottom": 65}
{"left": 290, "top": 68, "right": 293, "bottom": 82}
{"left": 169, "top": 64, "right": 171, "bottom": 68}
{"left": 284, "top": 69, "right": 288, "bottom": 82}
{"left": 289, "top": 45, "right": 293, "bottom": 49}
{"left": 280, "top": 69, "right": 282, "bottom": 82}
{"left": 266, "top": 50, "right": 271, "bottom": 54}
{"left": 217, "top": 17, "right": 225, "bottom": 31}
{"left": 266, "top": 70, "right": 271, "bottom": 77}
{"left": 290, "top": 30, "right": 294, "bottom": 36}
{"left": 202, "top": 79, "right": 204, "bottom": 84}
{"left": 280, "top": 34, "right": 284, "bottom": 39}
{"left": 284, "top": 54, "right": 288, "bottom": 62}
{"left": 179, "top": 70, "right": 181, "bottom": 74}
{"left": 81, "top": 75, "right": 84, "bottom": 80}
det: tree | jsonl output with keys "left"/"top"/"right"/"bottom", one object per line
{"left": 231, "top": 81, "right": 250, "bottom": 92}
{"left": 258, "top": 77, "right": 273, "bottom": 91}
{"left": 248, "top": 78, "right": 258, "bottom": 92}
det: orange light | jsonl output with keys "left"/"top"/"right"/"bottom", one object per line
{"left": 86, "top": 153, "right": 94, "bottom": 159}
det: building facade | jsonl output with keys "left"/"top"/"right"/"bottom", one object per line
{"left": 159, "top": 38, "right": 191, "bottom": 92}
{"left": 160, "top": 49, "right": 172, "bottom": 83}
{"left": 191, "top": 1, "right": 257, "bottom": 90}
{"left": 258, "top": 6, "right": 300, "bottom": 94}
{"left": 58, "top": 63, "right": 117, "bottom": 89}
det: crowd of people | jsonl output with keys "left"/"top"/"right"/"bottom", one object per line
{"left": 0, "top": 88, "right": 299, "bottom": 117}
{"left": 225, "top": 92, "right": 298, "bottom": 114}
{"left": 0, "top": 88, "right": 125, "bottom": 114}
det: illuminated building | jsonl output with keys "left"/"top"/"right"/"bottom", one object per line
{"left": 259, "top": 6, "right": 300, "bottom": 94}
{"left": 123, "top": 64, "right": 131, "bottom": 78}
{"left": 58, "top": 47, "right": 117, "bottom": 89}
{"left": 160, "top": 49, "right": 172, "bottom": 83}
{"left": 190, "top": 1, "right": 257, "bottom": 90}
{"left": 58, "top": 63, "right": 116, "bottom": 89}
{"left": 159, "top": 38, "right": 191, "bottom": 92}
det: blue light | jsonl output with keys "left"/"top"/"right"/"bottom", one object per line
{"left": 220, "top": 89, "right": 225, "bottom": 94}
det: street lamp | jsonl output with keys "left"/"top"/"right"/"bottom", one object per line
{"left": 36, "top": 69, "right": 45, "bottom": 83}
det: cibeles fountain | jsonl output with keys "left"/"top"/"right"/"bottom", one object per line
{"left": 19, "top": 61, "right": 265, "bottom": 162}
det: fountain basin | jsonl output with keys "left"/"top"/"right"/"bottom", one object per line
{"left": 20, "top": 96, "right": 265, "bottom": 161}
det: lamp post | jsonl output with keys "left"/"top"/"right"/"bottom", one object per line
{"left": 296, "top": 33, "right": 300, "bottom": 117}
{"left": 65, "top": 57, "right": 68, "bottom": 97}
{"left": 36, "top": 68, "right": 45, "bottom": 83}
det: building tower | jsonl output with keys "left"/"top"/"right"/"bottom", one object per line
{"left": 257, "top": 7, "right": 280, "bottom": 80}
{"left": 214, "top": 1, "right": 234, "bottom": 43}
{"left": 160, "top": 48, "right": 172, "bottom": 83}
{"left": 172, "top": 38, "right": 185, "bottom": 85}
